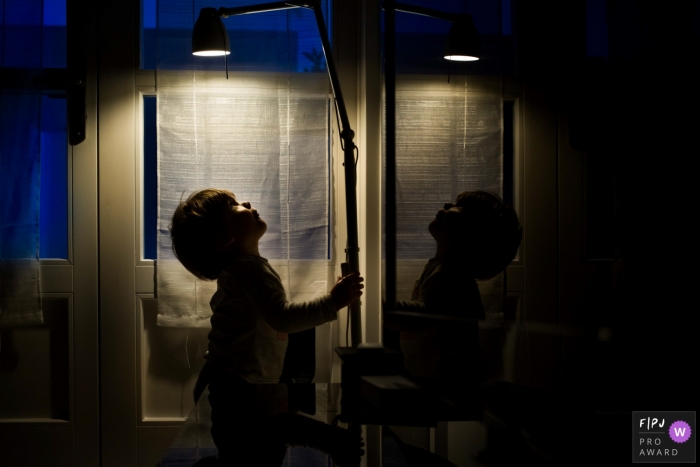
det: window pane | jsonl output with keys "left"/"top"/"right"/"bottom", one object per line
{"left": 1, "top": 0, "right": 69, "bottom": 259}
{"left": 2, "top": 0, "right": 42, "bottom": 68}
{"left": 40, "top": 95, "right": 68, "bottom": 259}
{"left": 143, "top": 96, "right": 157, "bottom": 260}
{"left": 1, "top": 0, "right": 66, "bottom": 68}
{"left": 43, "top": 0, "right": 67, "bottom": 68}
{"left": 141, "top": 0, "right": 157, "bottom": 69}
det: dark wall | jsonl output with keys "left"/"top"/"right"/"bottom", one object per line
{"left": 509, "top": 0, "right": 698, "bottom": 460}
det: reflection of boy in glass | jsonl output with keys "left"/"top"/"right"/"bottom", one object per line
{"left": 385, "top": 191, "right": 521, "bottom": 392}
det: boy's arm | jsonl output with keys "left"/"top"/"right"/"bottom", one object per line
{"left": 395, "top": 299, "right": 427, "bottom": 313}
{"left": 255, "top": 266, "right": 337, "bottom": 334}
{"left": 393, "top": 267, "right": 443, "bottom": 314}
{"left": 383, "top": 308, "right": 432, "bottom": 332}
{"left": 262, "top": 287, "right": 337, "bottom": 335}
{"left": 383, "top": 273, "right": 438, "bottom": 331}
{"left": 391, "top": 265, "right": 475, "bottom": 317}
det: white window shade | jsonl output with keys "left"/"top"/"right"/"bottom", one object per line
{"left": 156, "top": 71, "right": 330, "bottom": 327}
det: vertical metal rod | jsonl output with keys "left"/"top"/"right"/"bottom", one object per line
{"left": 312, "top": 2, "right": 362, "bottom": 347}
{"left": 384, "top": 0, "right": 397, "bottom": 311}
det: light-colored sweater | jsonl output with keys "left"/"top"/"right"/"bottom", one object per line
{"left": 206, "top": 255, "right": 337, "bottom": 383}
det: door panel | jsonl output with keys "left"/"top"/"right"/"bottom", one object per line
{"left": 0, "top": 64, "right": 98, "bottom": 467}
{"left": 0, "top": 297, "right": 72, "bottom": 421}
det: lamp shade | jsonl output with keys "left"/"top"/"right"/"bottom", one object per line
{"left": 192, "top": 8, "right": 230, "bottom": 56}
{"left": 444, "top": 14, "right": 479, "bottom": 61}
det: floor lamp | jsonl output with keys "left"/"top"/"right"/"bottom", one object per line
{"left": 192, "top": 0, "right": 364, "bottom": 347}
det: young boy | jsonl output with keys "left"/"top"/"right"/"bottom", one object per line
{"left": 385, "top": 191, "right": 521, "bottom": 392}
{"left": 169, "top": 188, "right": 364, "bottom": 466}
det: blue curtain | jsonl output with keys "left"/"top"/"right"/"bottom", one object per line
{"left": 0, "top": 0, "right": 46, "bottom": 327}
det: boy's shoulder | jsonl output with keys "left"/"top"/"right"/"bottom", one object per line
{"left": 218, "top": 256, "right": 284, "bottom": 298}
{"left": 220, "top": 255, "right": 271, "bottom": 278}
{"left": 424, "top": 256, "right": 473, "bottom": 279}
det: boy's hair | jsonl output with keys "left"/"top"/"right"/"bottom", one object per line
{"left": 169, "top": 188, "right": 235, "bottom": 280}
{"left": 450, "top": 190, "right": 522, "bottom": 280}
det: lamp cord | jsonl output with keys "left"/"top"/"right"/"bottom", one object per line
{"left": 218, "top": 16, "right": 229, "bottom": 78}
{"left": 447, "top": 55, "right": 452, "bottom": 83}
{"left": 447, "top": 26, "right": 452, "bottom": 83}
{"left": 225, "top": 50, "right": 228, "bottom": 78}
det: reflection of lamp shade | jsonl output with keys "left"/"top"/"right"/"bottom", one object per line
{"left": 192, "top": 8, "right": 230, "bottom": 56}
{"left": 444, "top": 15, "right": 479, "bottom": 61}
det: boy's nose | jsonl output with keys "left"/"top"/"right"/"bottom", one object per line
{"left": 242, "top": 201, "right": 251, "bottom": 209}
{"left": 444, "top": 202, "right": 453, "bottom": 210}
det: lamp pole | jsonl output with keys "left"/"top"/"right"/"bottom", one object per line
{"left": 212, "top": 0, "right": 363, "bottom": 347}
{"left": 310, "top": 3, "right": 364, "bottom": 350}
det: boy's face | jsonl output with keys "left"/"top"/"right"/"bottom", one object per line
{"left": 223, "top": 192, "right": 267, "bottom": 247}
{"left": 428, "top": 200, "right": 464, "bottom": 242}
